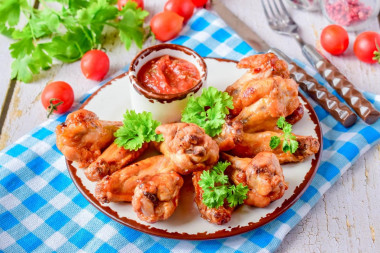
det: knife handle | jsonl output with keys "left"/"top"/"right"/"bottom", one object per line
{"left": 288, "top": 63, "right": 357, "bottom": 127}
{"left": 302, "top": 44, "right": 380, "bottom": 124}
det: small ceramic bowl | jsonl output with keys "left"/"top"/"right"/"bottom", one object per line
{"left": 128, "top": 44, "right": 207, "bottom": 123}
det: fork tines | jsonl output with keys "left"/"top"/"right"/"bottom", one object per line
{"left": 261, "top": 0, "right": 294, "bottom": 24}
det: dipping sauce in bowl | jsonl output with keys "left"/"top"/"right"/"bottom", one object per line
{"left": 128, "top": 44, "right": 207, "bottom": 123}
{"left": 137, "top": 55, "right": 200, "bottom": 94}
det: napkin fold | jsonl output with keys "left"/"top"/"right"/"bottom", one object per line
{"left": 1, "top": 9, "right": 380, "bottom": 253}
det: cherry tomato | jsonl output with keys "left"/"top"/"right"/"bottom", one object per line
{"left": 164, "top": 0, "right": 195, "bottom": 23}
{"left": 320, "top": 25, "right": 349, "bottom": 55}
{"left": 41, "top": 81, "right": 74, "bottom": 117}
{"left": 191, "top": 0, "right": 208, "bottom": 7}
{"left": 150, "top": 11, "right": 184, "bottom": 42}
{"left": 81, "top": 50, "right": 110, "bottom": 81}
{"left": 117, "top": 0, "right": 144, "bottom": 10}
{"left": 353, "top": 31, "right": 380, "bottom": 64}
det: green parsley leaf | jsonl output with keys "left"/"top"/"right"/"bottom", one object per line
{"left": 0, "top": 0, "right": 27, "bottom": 37}
{"left": 9, "top": 37, "right": 34, "bottom": 58}
{"left": 199, "top": 161, "right": 248, "bottom": 208}
{"left": 211, "top": 162, "right": 229, "bottom": 185}
{"left": 198, "top": 170, "right": 215, "bottom": 190}
{"left": 27, "top": 9, "right": 60, "bottom": 38}
{"left": 181, "top": 87, "right": 234, "bottom": 137}
{"left": 269, "top": 136, "right": 281, "bottom": 149}
{"left": 76, "top": 0, "right": 118, "bottom": 26}
{"left": 283, "top": 122, "right": 292, "bottom": 134}
{"left": 202, "top": 185, "right": 227, "bottom": 208}
{"left": 117, "top": 1, "right": 149, "bottom": 49}
{"left": 270, "top": 116, "right": 299, "bottom": 154}
{"left": 114, "top": 110, "right": 164, "bottom": 151}
{"left": 227, "top": 184, "right": 249, "bottom": 207}
{"left": 276, "top": 116, "right": 286, "bottom": 129}
{"left": 45, "top": 26, "right": 94, "bottom": 62}
{"left": 282, "top": 139, "right": 290, "bottom": 153}
{"left": 10, "top": 40, "right": 52, "bottom": 83}
{"left": 289, "top": 139, "right": 299, "bottom": 153}
{"left": 3, "top": 0, "right": 150, "bottom": 82}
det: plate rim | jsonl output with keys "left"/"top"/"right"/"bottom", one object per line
{"left": 66, "top": 57, "right": 323, "bottom": 240}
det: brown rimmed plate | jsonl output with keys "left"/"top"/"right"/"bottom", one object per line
{"left": 66, "top": 58, "right": 322, "bottom": 240}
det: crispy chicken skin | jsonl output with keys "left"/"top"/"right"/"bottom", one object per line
{"left": 95, "top": 155, "right": 176, "bottom": 203}
{"left": 224, "top": 53, "right": 301, "bottom": 133}
{"left": 229, "top": 131, "right": 320, "bottom": 163}
{"left": 223, "top": 152, "right": 288, "bottom": 208}
{"left": 233, "top": 77, "right": 300, "bottom": 133}
{"left": 213, "top": 119, "right": 243, "bottom": 152}
{"left": 237, "top": 53, "right": 290, "bottom": 79}
{"left": 192, "top": 171, "right": 234, "bottom": 225}
{"left": 226, "top": 53, "right": 290, "bottom": 116}
{"left": 132, "top": 172, "right": 183, "bottom": 223}
{"left": 56, "top": 109, "right": 122, "bottom": 168}
{"left": 285, "top": 103, "right": 304, "bottom": 125}
{"left": 155, "top": 123, "right": 219, "bottom": 175}
{"left": 85, "top": 142, "right": 148, "bottom": 182}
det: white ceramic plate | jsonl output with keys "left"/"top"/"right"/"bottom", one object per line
{"left": 67, "top": 58, "right": 322, "bottom": 240}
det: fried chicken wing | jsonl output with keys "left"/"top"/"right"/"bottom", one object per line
{"left": 213, "top": 120, "right": 243, "bottom": 152}
{"left": 229, "top": 131, "right": 320, "bottom": 163}
{"left": 132, "top": 172, "right": 183, "bottom": 223}
{"left": 233, "top": 77, "right": 300, "bottom": 133}
{"left": 85, "top": 142, "right": 148, "bottom": 182}
{"left": 237, "top": 53, "right": 289, "bottom": 79}
{"left": 226, "top": 53, "right": 290, "bottom": 116}
{"left": 285, "top": 103, "right": 304, "bottom": 125}
{"left": 192, "top": 171, "right": 234, "bottom": 225}
{"left": 56, "top": 109, "right": 122, "bottom": 168}
{"left": 95, "top": 155, "right": 176, "bottom": 203}
{"left": 155, "top": 123, "right": 219, "bottom": 175}
{"left": 223, "top": 152, "right": 288, "bottom": 208}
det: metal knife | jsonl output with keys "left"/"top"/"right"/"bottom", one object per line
{"left": 211, "top": 0, "right": 357, "bottom": 127}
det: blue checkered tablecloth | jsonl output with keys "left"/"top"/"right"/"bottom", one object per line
{"left": 1, "top": 9, "right": 380, "bottom": 253}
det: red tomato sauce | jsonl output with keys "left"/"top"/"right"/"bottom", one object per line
{"left": 137, "top": 55, "right": 200, "bottom": 94}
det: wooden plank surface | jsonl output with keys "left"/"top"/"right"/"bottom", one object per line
{"left": 0, "top": 36, "right": 13, "bottom": 111}
{"left": 0, "top": 1, "right": 379, "bottom": 252}
{"left": 0, "top": 36, "right": 14, "bottom": 135}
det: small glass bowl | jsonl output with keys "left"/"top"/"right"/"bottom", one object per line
{"left": 285, "top": 0, "right": 320, "bottom": 11}
{"left": 321, "top": 0, "right": 380, "bottom": 31}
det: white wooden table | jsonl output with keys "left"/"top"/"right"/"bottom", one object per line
{"left": 0, "top": 1, "right": 379, "bottom": 252}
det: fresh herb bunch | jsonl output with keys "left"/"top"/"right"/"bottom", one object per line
{"left": 198, "top": 161, "right": 249, "bottom": 208}
{"left": 181, "top": 87, "right": 234, "bottom": 137}
{"left": 114, "top": 110, "right": 164, "bottom": 151}
{"left": 269, "top": 116, "right": 299, "bottom": 153}
{"left": 0, "top": 0, "right": 149, "bottom": 83}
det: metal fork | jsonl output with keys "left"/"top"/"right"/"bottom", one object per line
{"left": 261, "top": 0, "right": 380, "bottom": 124}
{"left": 261, "top": 0, "right": 304, "bottom": 45}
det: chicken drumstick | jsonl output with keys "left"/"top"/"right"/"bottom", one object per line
{"left": 155, "top": 123, "right": 219, "bottom": 175}
{"left": 95, "top": 155, "right": 176, "bottom": 203}
{"left": 222, "top": 152, "right": 288, "bottom": 208}
{"left": 192, "top": 171, "right": 234, "bottom": 225}
{"left": 56, "top": 109, "right": 122, "bottom": 168}
{"left": 132, "top": 172, "right": 183, "bottom": 223}
{"left": 229, "top": 131, "right": 320, "bottom": 163}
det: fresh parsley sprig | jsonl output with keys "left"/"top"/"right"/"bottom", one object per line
{"left": 181, "top": 87, "right": 234, "bottom": 137}
{"left": 269, "top": 117, "right": 299, "bottom": 153}
{"left": 198, "top": 162, "right": 249, "bottom": 208}
{"left": 0, "top": 0, "right": 150, "bottom": 83}
{"left": 114, "top": 110, "right": 164, "bottom": 151}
